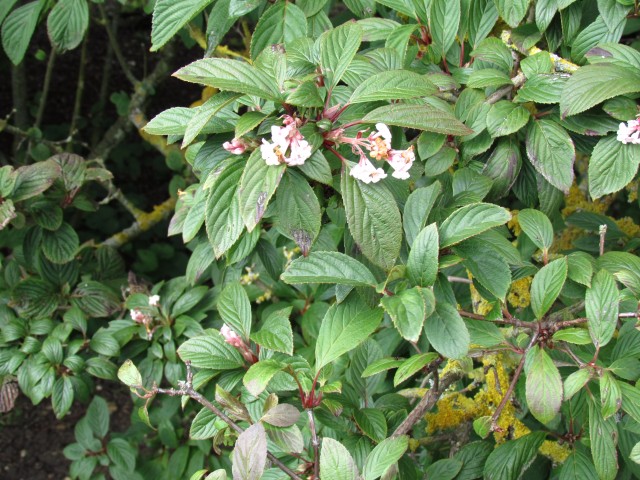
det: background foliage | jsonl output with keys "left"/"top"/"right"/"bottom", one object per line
{"left": 2, "top": 0, "right": 640, "bottom": 479}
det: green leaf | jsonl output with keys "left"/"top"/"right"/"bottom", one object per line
{"left": 262, "top": 403, "right": 300, "bottom": 428}
{"left": 362, "top": 104, "right": 474, "bottom": 136}
{"left": 424, "top": 302, "right": 470, "bottom": 359}
{"left": 320, "top": 438, "right": 359, "bottom": 480}
{"left": 177, "top": 330, "right": 245, "bottom": 370}
{"left": 183, "top": 92, "right": 240, "bottom": 147}
{"left": 439, "top": 203, "right": 511, "bottom": 248}
{"left": 320, "top": 22, "right": 362, "bottom": 90}
{"left": 342, "top": 170, "right": 402, "bottom": 270}
{"left": 518, "top": 209, "right": 554, "bottom": 252}
{"left": 393, "top": 352, "right": 438, "bottom": 386}
{"left": 250, "top": 1, "right": 307, "bottom": 59}
{"left": 483, "top": 431, "right": 546, "bottom": 480}
{"left": 567, "top": 252, "right": 594, "bottom": 287}
{"left": 515, "top": 74, "right": 567, "bottom": 104}
{"left": 530, "top": 258, "right": 568, "bottom": 319}
{"left": 52, "top": 376, "right": 74, "bottom": 419}
{"left": 143, "top": 107, "right": 192, "bottom": 135}
{"left": 600, "top": 371, "right": 622, "bottom": 419}
{"left": 430, "top": 0, "right": 461, "bottom": 56}
{"left": 217, "top": 282, "right": 251, "bottom": 341}
{"left": 354, "top": 408, "right": 387, "bottom": 442}
{"left": 107, "top": 438, "right": 136, "bottom": 472}
{"left": 525, "top": 346, "right": 563, "bottom": 424}
{"left": 287, "top": 81, "right": 324, "bottom": 107}
{"left": 630, "top": 442, "right": 640, "bottom": 465}
{"left": 381, "top": 287, "right": 433, "bottom": 342}
{"left": 560, "top": 63, "right": 640, "bottom": 118}
{"left": 407, "top": 223, "right": 439, "bottom": 287}
{"left": 552, "top": 328, "right": 592, "bottom": 345}
{"left": 276, "top": 171, "right": 321, "bottom": 255}
{"left": 588, "top": 398, "right": 618, "bottom": 480}
{"left": 349, "top": 70, "right": 437, "bottom": 104}
{"left": 238, "top": 149, "right": 285, "bottom": 231}
{"left": 205, "top": 162, "right": 244, "bottom": 258}
{"left": 588, "top": 134, "right": 640, "bottom": 199}
{"left": 525, "top": 120, "right": 575, "bottom": 194}
{"left": 362, "top": 435, "right": 408, "bottom": 480}
{"left": 151, "top": 0, "right": 214, "bottom": 51}
{"left": 46, "top": 0, "right": 88, "bottom": 52}
{"left": 315, "top": 296, "right": 383, "bottom": 370}
{"left": 586, "top": 269, "right": 619, "bottom": 348}
{"left": 87, "top": 396, "right": 109, "bottom": 439}
{"left": 232, "top": 423, "right": 267, "bottom": 480}
{"left": 362, "top": 357, "right": 404, "bottom": 377}
{"left": 403, "top": 182, "right": 441, "bottom": 247}
{"left": 250, "top": 306, "right": 294, "bottom": 355}
{"left": 564, "top": 369, "right": 591, "bottom": 401}
{"left": 118, "top": 360, "right": 143, "bottom": 388}
{"left": 299, "top": 150, "right": 333, "bottom": 186}
{"left": 0, "top": 0, "right": 19, "bottom": 26}
{"left": 425, "top": 459, "right": 463, "bottom": 480}
{"left": 494, "top": 0, "right": 531, "bottom": 27}
{"left": 40, "top": 223, "right": 78, "bottom": 264}
{"left": 281, "top": 251, "right": 377, "bottom": 287}
{"left": 1, "top": 1, "right": 44, "bottom": 65}
{"left": 243, "top": 359, "right": 283, "bottom": 396}
{"left": 486, "top": 101, "right": 531, "bottom": 138}
{"left": 467, "top": 68, "right": 512, "bottom": 88}
{"left": 12, "top": 159, "right": 62, "bottom": 202}
{"left": 174, "top": 58, "right": 281, "bottom": 101}
{"left": 454, "top": 441, "right": 494, "bottom": 480}
{"left": 598, "top": 0, "right": 630, "bottom": 31}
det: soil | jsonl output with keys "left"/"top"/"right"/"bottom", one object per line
{"left": 0, "top": 383, "right": 133, "bottom": 480}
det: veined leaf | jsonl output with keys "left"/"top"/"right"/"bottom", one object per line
{"left": 518, "top": 209, "right": 554, "bottom": 252}
{"left": 588, "top": 134, "right": 640, "bottom": 199}
{"left": 494, "top": 0, "right": 531, "bottom": 28}
{"left": 424, "top": 302, "right": 470, "bottom": 359}
{"left": 381, "top": 287, "right": 434, "bottom": 342}
{"left": 483, "top": 432, "right": 546, "bottom": 480}
{"left": 439, "top": 203, "right": 511, "bottom": 247}
{"left": 407, "top": 223, "right": 439, "bottom": 287}
{"left": 525, "top": 346, "right": 563, "bottom": 424}
{"left": 560, "top": 63, "right": 640, "bottom": 118}
{"left": 430, "top": 0, "right": 461, "bottom": 56}
{"left": 315, "top": 296, "right": 383, "bottom": 370}
{"left": 250, "top": 306, "right": 294, "bottom": 355}
{"left": 362, "top": 104, "right": 474, "bottom": 135}
{"left": 217, "top": 282, "right": 251, "bottom": 341}
{"left": 349, "top": 70, "right": 437, "bottom": 103}
{"left": 585, "top": 269, "right": 619, "bottom": 348}
{"left": 320, "top": 22, "right": 362, "bottom": 89}
{"left": 362, "top": 436, "right": 408, "bottom": 480}
{"left": 281, "top": 251, "right": 377, "bottom": 287}
{"left": 525, "top": 120, "right": 575, "bottom": 194}
{"left": 530, "top": 258, "right": 568, "bottom": 319}
{"left": 47, "top": 0, "right": 88, "bottom": 52}
{"left": 320, "top": 438, "right": 359, "bottom": 480}
{"left": 232, "top": 423, "right": 268, "bottom": 480}
{"left": 342, "top": 170, "right": 402, "bottom": 270}
{"left": 250, "top": 1, "right": 307, "bottom": 59}
{"left": 151, "top": 0, "right": 214, "bottom": 51}
{"left": 588, "top": 398, "right": 618, "bottom": 480}
{"left": 177, "top": 330, "right": 245, "bottom": 370}
{"left": 174, "top": 58, "right": 281, "bottom": 100}
{"left": 183, "top": 92, "right": 240, "bottom": 147}
{"left": 1, "top": 1, "right": 44, "bottom": 65}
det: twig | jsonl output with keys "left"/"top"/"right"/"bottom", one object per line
{"left": 458, "top": 309, "right": 533, "bottom": 329}
{"left": 599, "top": 225, "right": 607, "bottom": 256}
{"left": 490, "top": 331, "right": 539, "bottom": 430}
{"left": 2, "top": 124, "right": 63, "bottom": 153}
{"left": 486, "top": 72, "right": 526, "bottom": 104}
{"left": 307, "top": 409, "right": 320, "bottom": 479}
{"left": 448, "top": 276, "right": 472, "bottom": 284}
{"left": 68, "top": 34, "right": 89, "bottom": 150}
{"left": 98, "top": 3, "right": 138, "bottom": 86}
{"left": 392, "top": 368, "right": 462, "bottom": 437}
{"left": 35, "top": 49, "right": 57, "bottom": 129}
{"left": 101, "top": 197, "right": 177, "bottom": 248}
{"left": 92, "top": 10, "right": 117, "bottom": 148}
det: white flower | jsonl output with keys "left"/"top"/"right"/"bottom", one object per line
{"left": 617, "top": 117, "right": 640, "bottom": 145}
{"left": 148, "top": 294, "right": 160, "bottom": 307}
{"left": 260, "top": 139, "right": 283, "bottom": 166}
{"left": 288, "top": 138, "right": 312, "bottom": 166}
{"left": 260, "top": 118, "right": 312, "bottom": 166}
{"left": 368, "top": 123, "right": 393, "bottom": 160}
{"left": 388, "top": 146, "right": 415, "bottom": 180}
{"left": 350, "top": 157, "right": 387, "bottom": 184}
{"left": 222, "top": 138, "right": 247, "bottom": 154}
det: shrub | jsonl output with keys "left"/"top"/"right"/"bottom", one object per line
{"left": 2, "top": 0, "right": 640, "bottom": 479}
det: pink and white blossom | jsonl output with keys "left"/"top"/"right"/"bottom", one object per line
{"left": 368, "top": 123, "right": 392, "bottom": 160}
{"left": 260, "top": 116, "right": 312, "bottom": 166}
{"left": 220, "top": 324, "right": 244, "bottom": 348}
{"left": 617, "top": 116, "right": 640, "bottom": 145}
{"left": 148, "top": 295, "right": 160, "bottom": 307}
{"left": 130, "top": 309, "right": 147, "bottom": 323}
{"left": 223, "top": 138, "right": 248, "bottom": 154}
{"left": 388, "top": 146, "right": 415, "bottom": 180}
{"left": 350, "top": 157, "right": 387, "bottom": 184}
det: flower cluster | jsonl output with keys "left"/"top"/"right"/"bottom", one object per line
{"left": 130, "top": 295, "right": 161, "bottom": 339}
{"left": 347, "top": 124, "right": 415, "bottom": 184}
{"left": 260, "top": 115, "right": 312, "bottom": 166}
{"left": 223, "top": 138, "right": 248, "bottom": 155}
{"left": 220, "top": 324, "right": 256, "bottom": 363}
{"left": 617, "top": 115, "right": 640, "bottom": 144}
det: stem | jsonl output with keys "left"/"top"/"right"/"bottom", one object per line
{"left": 491, "top": 331, "right": 538, "bottom": 430}
{"left": 339, "top": 119, "right": 365, "bottom": 130}
{"left": 92, "top": 12, "right": 117, "bottom": 148}
{"left": 325, "top": 145, "right": 348, "bottom": 165}
{"left": 447, "top": 276, "right": 472, "bottom": 284}
{"left": 99, "top": 3, "right": 138, "bottom": 87}
{"left": 35, "top": 49, "right": 57, "bottom": 130}
{"left": 153, "top": 362, "right": 303, "bottom": 480}
{"left": 68, "top": 34, "right": 89, "bottom": 150}
{"left": 599, "top": 225, "right": 607, "bottom": 256}
{"left": 307, "top": 409, "right": 320, "bottom": 479}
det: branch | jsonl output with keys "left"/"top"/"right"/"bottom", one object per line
{"left": 307, "top": 409, "right": 320, "bottom": 479}
{"left": 101, "top": 197, "right": 176, "bottom": 248}
{"left": 392, "top": 368, "right": 463, "bottom": 438}
{"left": 98, "top": 3, "right": 138, "bottom": 87}
{"left": 35, "top": 49, "right": 57, "bottom": 129}
{"left": 151, "top": 362, "right": 302, "bottom": 480}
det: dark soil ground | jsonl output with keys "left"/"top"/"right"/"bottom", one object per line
{"left": 0, "top": 384, "right": 133, "bottom": 480}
